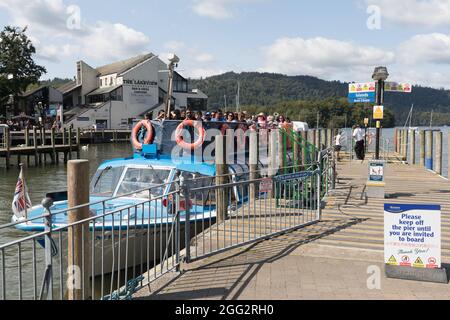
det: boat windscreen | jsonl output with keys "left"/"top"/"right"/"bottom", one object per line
{"left": 116, "top": 167, "right": 172, "bottom": 198}
{"left": 90, "top": 166, "right": 125, "bottom": 197}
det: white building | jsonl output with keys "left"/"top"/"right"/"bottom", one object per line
{"left": 60, "top": 53, "right": 208, "bottom": 129}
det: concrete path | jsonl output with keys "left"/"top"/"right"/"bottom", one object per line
{"left": 134, "top": 160, "right": 450, "bottom": 300}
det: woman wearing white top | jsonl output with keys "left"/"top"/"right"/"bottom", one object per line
{"left": 334, "top": 130, "right": 343, "bottom": 161}
{"left": 353, "top": 125, "right": 365, "bottom": 160}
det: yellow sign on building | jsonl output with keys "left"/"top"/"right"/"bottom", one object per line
{"left": 373, "top": 105, "right": 384, "bottom": 120}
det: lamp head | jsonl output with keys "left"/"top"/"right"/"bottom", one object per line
{"left": 372, "top": 66, "right": 389, "bottom": 81}
{"left": 167, "top": 53, "right": 180, "bottom": 65}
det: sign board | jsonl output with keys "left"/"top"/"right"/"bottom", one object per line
{"left": 348, "top": 82, "right": 376, "bottom": 103}
{"left": 385, "top": 204, "right": 441, "bottom": 269}
{"left": 373, "top": 105, "right": 384, "bottom": 120}
{"left": 273, "top": 171, "right": 315, "bottom": 182}
{"left": 369, "top": 160, "right": 385, "bottom": 182}
{"left": 385, "top": 82, "right": 412, "bottom": 93}
{"left": 259, "top": 178, "right": 273, "bottom": 193}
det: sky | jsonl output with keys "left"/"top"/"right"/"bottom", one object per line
{"left": 1, "top": 0, "right": 450, "bottom": 89}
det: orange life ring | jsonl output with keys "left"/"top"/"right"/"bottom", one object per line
{"left": 132, "top": 120, "right": 154, "bottom": 151}
{"left": 176, "top": 120, "right": 206, "bottom": 150}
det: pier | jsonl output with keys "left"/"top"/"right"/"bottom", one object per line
{"left": 0, "top": 128, "right": 134, "bottom": 169}
{"left": 133, "top": 158, "right": 450, "bottom": 300}
{"left": 1, "top": 126, "right": 450, "bottom": 300}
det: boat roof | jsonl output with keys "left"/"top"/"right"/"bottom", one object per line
{"left": 98, "top": 155, "right": 216, "bottom": 176}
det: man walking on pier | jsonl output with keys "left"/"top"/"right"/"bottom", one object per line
{"left": 353, "top": 125, "right": 365, "bottom": 160}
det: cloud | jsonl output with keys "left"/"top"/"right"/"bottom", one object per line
{"left": 0, "top": 0, "right": 151, "bottom": 63}
{"left": 398, "top": 33, "right": 450, "bottom": 64}
{"left": 185, "top": 67, "right": 224, "bottom": 79}
{"left": 164, "top": 41, "right": 185, "bottom": 52}
{"left": 195, "top": 53, "right": 215, "bottom": 63}
{"left": 261, "top": 36, "right": 395, "bottom": 80}
{"left": 192, "top": 0, "right": 262, "bottom": 19}
{"left": 364, "top": 0, "right": 450, "bottom": 27}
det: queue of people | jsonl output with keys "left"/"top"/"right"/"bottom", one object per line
{"left": 154, "top": 108, "right": 293, "bottom": 130}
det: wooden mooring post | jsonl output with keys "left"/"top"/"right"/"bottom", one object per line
{"left": 67, "top": 160, "right": 91, "bottom": 300}
{"left": 215, "top": 135, "right": 229, "bottom": 223}
{"left": 249, "top": 130, "right": 259, "bottom": 200}
{"left": 435, "top": 131, "right": 443, "bottom": 176}
{"left": 419, "top": 130, "right": 425, "bottom": 167}
{"left": 425, "top": 130, "right": 433, "bottom": 170}
{"left": 5, "top": 126, "right": 10, "bottom": 169}
{"left": 409, "top": 129, "right": 416, "bottom": 165}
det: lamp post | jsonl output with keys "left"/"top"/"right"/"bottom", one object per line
{"left": 372, "top": 66, "right": 389, "bottom": 160}
{"left": 165, "top": 53, "right": 180, "bottom": 119}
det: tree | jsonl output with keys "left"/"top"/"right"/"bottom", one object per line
{"left": 0, "top": 26, "right": 46, "bottom": 115}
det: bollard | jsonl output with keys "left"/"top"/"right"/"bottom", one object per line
{"left": 215, "top": 135, "right": 229, "bottom": 223}
{"left": 67, "top": 160, "right": 91, "bottom": 300}
{"left": 435, "top": 132, "right": 443, "bottom": 176}
{"left": 409, "top": 130, "right": 416, "bottom": 165}
{"left": 249, "top": 130, "right": 259, "bottom": 200}
{"left": 425, "top": 131, "right": 433, "bottom": 170}
{"left": 419, "top": 130, "right": 425, "bottom": 167}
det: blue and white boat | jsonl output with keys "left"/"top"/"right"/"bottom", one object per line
{"left": 11, "top": 120, "right": 258, "bottom": 275}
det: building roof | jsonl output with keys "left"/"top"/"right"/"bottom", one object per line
{"left": 57, "top": 81, "right": 81, "bottom": 94}
{"left": 95, "top": 53, "right": 155, "bottom": 76}
{"left": 87, "top": 84, "right": 122, "bottom": 96}
{"left": 20, "top": 85, "right": 48, "bottom": 97}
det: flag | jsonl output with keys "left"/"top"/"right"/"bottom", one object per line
{"left": 12, "top": 166, "right": 32, "bottom": 219}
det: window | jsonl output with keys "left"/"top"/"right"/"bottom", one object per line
{"left": 90, "top": 166, "right": 125, "bottom": 197}
{"left": 173, "top": 72, "right": 188, "bottom": 93}
{"left": 116, "top": 167, "right": 172, "bottom": 198}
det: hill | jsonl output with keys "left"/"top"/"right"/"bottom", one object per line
{"left": 189, "top": 72, "right": 450, "bottom": 126}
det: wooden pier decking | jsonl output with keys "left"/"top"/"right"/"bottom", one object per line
{"left": 134, "top": 159, "right": 450, "bottom": 300}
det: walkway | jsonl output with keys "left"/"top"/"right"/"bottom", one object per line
{"left": 133, "top": 160, "right": 450, "bottom": 300}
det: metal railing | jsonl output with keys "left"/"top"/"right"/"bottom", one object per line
{"left": 0, "top": 153, "right": 336, "bottom": 300}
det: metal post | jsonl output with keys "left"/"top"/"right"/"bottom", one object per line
{"left": 40, "top": 198, "right": 54, "bottom": 300}
{"left": 183, "top": 182, "right": 191, "bottom": 264}
{"left": 375, "top": 79, "right": 384, "bottom": 160}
